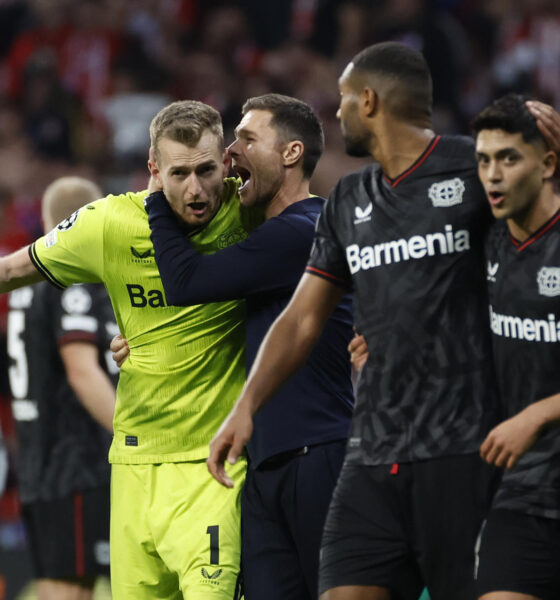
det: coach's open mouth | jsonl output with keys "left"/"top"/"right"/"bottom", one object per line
{"left": 235, "top": 166, "right": 252, "bottom": 192}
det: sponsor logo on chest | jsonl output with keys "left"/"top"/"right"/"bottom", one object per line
{"left": 489, "top": 306, "right": 560, "bottom": 342}
{"left": 346, "top": 225, "right": 470, "bottom": 274}
{"left": 126, "top": 284, "right": 166, "bottom": 307}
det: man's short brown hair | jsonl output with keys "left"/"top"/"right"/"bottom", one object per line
{"left": 241, "top": 93, "right": 324, "bottom": 180}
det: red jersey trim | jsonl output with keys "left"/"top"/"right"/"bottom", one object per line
{"left": 306, "top": 266, "right": 347, "bottom": 285}
{"left": 383, "top": 135, "right": 441, "bottom": 188}
{"left": 511, "top": 209, "right": 560, "bottom": 252}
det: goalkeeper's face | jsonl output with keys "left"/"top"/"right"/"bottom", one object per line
{"left": 152, "top": 131, "right": 228, "bottom": 227}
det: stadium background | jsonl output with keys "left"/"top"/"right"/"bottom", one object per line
{"left": 0, "top": 0, "right": 558, "bottom": 598}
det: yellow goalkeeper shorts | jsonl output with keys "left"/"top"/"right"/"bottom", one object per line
{"left": 110, "top": 459, "right": 246, "bottom": 599}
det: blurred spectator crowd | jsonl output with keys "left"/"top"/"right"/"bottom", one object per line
{"left": 0, "top": 0, "right": 559, "bottom": 252}
{"left": 0, "top": 0, "right": 559, "bottom": 554}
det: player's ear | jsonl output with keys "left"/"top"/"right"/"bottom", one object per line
{"left": 222, "top": 150, "right": 231, "bottom": 177}
{"left": 362, "top": 86, "right": 378, "bottom": 118}
{"left": 543, "top": 149, "right": 557, "bottom": 180}
{"left": 282, "top": 140, "right": 304, "bottom": 168}
{"left": 148, "top": 147, "right": 163, "bottom": 187}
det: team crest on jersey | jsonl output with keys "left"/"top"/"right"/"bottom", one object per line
{"left": 57, "top": 209, "right": 80, "bottom": 231}
{"left": 428, "top": 178, "right": 465, "bottom": 207}
{"left": 62, "top": 285, "right": 92, "bottom": 314}
{"left": 537, "top": 267, "right": 560, "bottom": 297}
{"left": 353, "top": 203, "right": 373, "bottom": 225}
{"left": 487, "top": 261, "right": 499, "bottom": 282}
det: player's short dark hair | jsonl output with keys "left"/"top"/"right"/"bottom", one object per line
{"left": 470, "top": 93, "right": 545, "bottom": 146}
{"left": 150, "top": 100, "right": 224, "bottom": 161}
{"left": 351, "top": 42, "right": 432, "bottom": 122}
{"left": 241, "top": 93, "right": 324, "bottom": 179}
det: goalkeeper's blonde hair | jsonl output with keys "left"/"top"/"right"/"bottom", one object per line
{"left": 149, "top": 100, "right": 223, "bottom": 162}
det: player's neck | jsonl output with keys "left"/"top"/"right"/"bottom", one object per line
{"left": 507, "top": 187, "right": 560, "bottom": 242}
{"left": 265, "top": 176, "right": 311, "bottom": 219}
{"left": 373, "top": 122, "right": 435, "bottom": 180}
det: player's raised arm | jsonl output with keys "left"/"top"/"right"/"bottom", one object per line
{"left": 0, "top": 246, "right": 44, "bottom": 293}
{"left": 207, "top": 272, "right": 344, "bottom": 486}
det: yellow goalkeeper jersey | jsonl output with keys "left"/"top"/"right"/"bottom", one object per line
{"left": 30, "top": 179, "right": 249, "bottom": 464}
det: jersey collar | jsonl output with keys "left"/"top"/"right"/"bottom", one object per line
{"left": 510, "top": 207, "right": 560, "bottom": 252}
{"left": 382, "top": 135, "right": 441, "bottom": 188}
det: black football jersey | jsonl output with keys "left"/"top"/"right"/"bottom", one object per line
{"left": 485, "top": 211, "right": 560, "bottom": 519}
{"left": 7, "top": 281, "right": 118, "bottom": 503}
{"left": 307, "top": 135, "right": 500, "bottom": 465}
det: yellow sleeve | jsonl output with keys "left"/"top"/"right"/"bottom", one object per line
{"left": 30, "top": 198, "right": 107, "bottom": 288}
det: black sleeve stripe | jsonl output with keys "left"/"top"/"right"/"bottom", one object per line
{"left": 305, "top": 266, "right": 350, "bottom": 289}
{"left": 28, "top": 243, "right": 67, "bottom": 290}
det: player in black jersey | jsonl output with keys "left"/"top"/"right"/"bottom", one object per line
{"left": 472, "top": 95, "right": 560, "bottom": 600}
{"left": 208, "top": 42, "right": 501, "bottom": 600}
{"left": 7, "top": 177, "right": 117, "bottom": 600}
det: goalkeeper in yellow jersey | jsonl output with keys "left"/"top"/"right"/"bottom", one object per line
{"left": 0, "top": 100, "right": 254, "bottom": 599}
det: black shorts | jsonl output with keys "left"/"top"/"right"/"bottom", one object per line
{"left": 319, "top": 453, "right": 498, "bottom": 600}
{"left": 22, "top": 486, "right": 110, "bottom": 580}
{"left": 476, "top": 508, "right": 560, "bottom": 600}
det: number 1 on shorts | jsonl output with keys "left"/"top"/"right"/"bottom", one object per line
{"left": 206, "top": 525, "right": 219, "bottom": 564}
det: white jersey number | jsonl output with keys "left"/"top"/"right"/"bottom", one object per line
{"left": 7, "top": 310, "right": 28, "bottom": 400}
